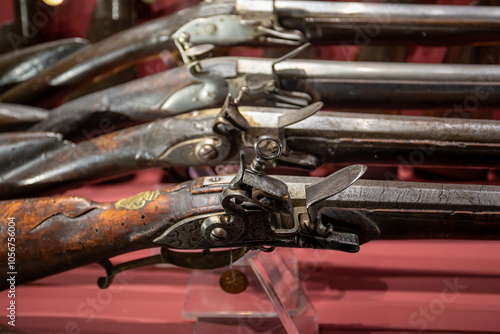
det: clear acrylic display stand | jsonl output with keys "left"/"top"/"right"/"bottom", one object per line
{"left": 183, "top": 248, "right": 318, "bottom": 334}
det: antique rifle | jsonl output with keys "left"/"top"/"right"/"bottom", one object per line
{"left": 0, "top": 38, "right": 88, "bottom": 94}
{"left": 2, "top": 100, "right": 500, "bottom": 199}
{"left": 1, "top": 138, "right": 499, "bottom": 290}
{"left": 2, "top": 0, "right": 500, "bottom": 105}
{"left": 28, "top": 55, "right": 500, "bottom": 140}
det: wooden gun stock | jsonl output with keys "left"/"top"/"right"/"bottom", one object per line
{"left": 0, "top": 181, "right": 222, "bottom": 290}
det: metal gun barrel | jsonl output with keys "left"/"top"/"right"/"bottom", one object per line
{"left": 246, "top": 108, "right": 500, "bottom": 168}
{"left": 270, "top": 59, "right": 500, "bottom": 110}
{"left": 312, "top": 178, "right": 500, "bottom": 244}
{"left": 272, "top": 0, "right": 500, "bottom": 45}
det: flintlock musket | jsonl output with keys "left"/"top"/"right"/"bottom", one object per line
{"left": 2, "top": 100, "right": 500, "bottom": 199}
{"left": 27, "top": 55, "right": 500, "bottom": 141}
{"left": 2, "top": 0, "right": 500, "bottom": 105}
{"left": 1, "top": 138, "right": 499, "bottom": 290}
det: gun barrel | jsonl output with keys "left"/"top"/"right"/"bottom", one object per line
{"left": 268, "top": 59, "right": 500, "bottom": 110}
{"left": 273, "top": 1, "right": 500, "bottom": 45}
{"left": 273, "top": 1, "right": 499, "bottom": 21}
{"left": 314, "top": 178, "right": 500, "bottom": 244}
{"left": 246, "top": 108, "right": 500, "bottom": 168}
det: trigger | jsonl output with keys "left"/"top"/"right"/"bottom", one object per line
{"left": 97, "top": 248, "right": 248, "bottom": 289}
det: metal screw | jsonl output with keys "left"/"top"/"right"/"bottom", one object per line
{"left": 178, "top": 31, "right": 191, "bottom": 45}
{"left": 206, "top": 91, "right": 216, "bottom": 101}
{"left": 197, "top": 143, "right": 218, "bottom": 161}
{"left": 210, "top": 227, "right": 228, "bottom": 242}
{"left": 234, "top": 86, "right": 250, "bottom": 105}
{"left": 205, "top": 24, "right": 217, "bottom": 35}
{"left": 299, "top": 213, "right": 314, "bottom": 233}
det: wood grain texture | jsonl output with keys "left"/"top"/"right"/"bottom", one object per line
{"left": 0, "top": 180, "right": 223, "bottom": 289}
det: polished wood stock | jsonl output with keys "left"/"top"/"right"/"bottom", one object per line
{"left": 0, "top": 181, "right": 223, "bottom": 290}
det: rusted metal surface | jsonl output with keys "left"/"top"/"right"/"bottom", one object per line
{"left": 0, "top": 103, "right": 47, "bottom": 131}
